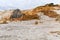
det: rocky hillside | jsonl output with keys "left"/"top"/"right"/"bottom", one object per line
{"left": 0, "top": 3, "right": 60, "bottom": 23}
{"left": 22, "top": 3, "right": 60, "bottom": 18}
{"left": 0, "top": 3, "right": 60, "bottom": 40}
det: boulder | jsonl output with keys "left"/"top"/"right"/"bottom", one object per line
{"left": 10, "top": 9, "right": 23, "bottom": 18}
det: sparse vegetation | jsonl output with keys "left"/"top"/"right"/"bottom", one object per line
{"left": 45, "top": 3, "right": 54, "bottom": 6}
{"left": 55, "top": 15, "right": 60, "bottom": 21}
{"left": 50, "top": 31, "right": 60, "bottom": 35}
{"left": 35, "top": 21, "right": 38, "bottom": 25}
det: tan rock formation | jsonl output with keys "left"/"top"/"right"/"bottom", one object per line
{"left": 0, "top": 3, "right": 60, "bottom": 23}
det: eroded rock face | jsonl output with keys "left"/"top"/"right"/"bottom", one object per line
{"left": 42, "top": 11, "right": 59, "bottom": 18}
{"left": 21, "top": 14, "right": 39, "bottom": 20}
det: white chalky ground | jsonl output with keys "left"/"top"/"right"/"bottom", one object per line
{"left": 0, "top": 14, "right": 60, "bottom": 40}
